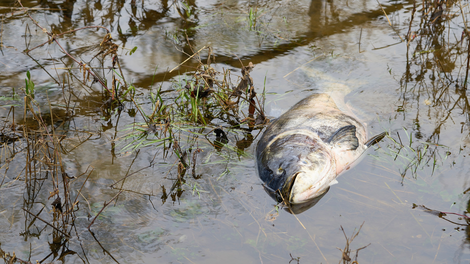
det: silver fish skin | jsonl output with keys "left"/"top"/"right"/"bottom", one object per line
{"left": 256, "top": 93, "right": 383, "bottom": 205}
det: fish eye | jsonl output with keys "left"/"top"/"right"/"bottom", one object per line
{"left": 276, "top": 167, "right": 284, "bottom": 175}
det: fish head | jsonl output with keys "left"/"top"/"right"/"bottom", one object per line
{"left": 257, "top": 131, "right": 336, "bottom": 204}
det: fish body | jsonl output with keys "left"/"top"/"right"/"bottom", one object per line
{"left": 256, "top": 93, "right": 383, "bottom": 205}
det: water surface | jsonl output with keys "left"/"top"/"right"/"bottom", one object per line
{"left": 1, "top": 0, "right": 470, "bottom": 263}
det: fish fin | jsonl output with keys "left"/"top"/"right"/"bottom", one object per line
{"left": 329, "top": 179, "right": 339, "bottom": 186}
{"left": 327, "top": 125, "right": 359, "bottom": 151}
{"left": 365, "top": 132, "right": 388, "bottom": 148}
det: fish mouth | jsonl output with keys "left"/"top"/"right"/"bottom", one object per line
{"left": 280, "top": 172, "right": 299, "bottom": 205}
{"left": 284, "top": 186, "right": 330, "bottom": 214}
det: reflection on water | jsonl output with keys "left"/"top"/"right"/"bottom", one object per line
{"left": 2, "top": 0, "right": 470, "bottom": 263}
{"left": 285, "top": 187, "right": 330, "bottom": 215}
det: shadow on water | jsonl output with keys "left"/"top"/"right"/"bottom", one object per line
{"left": 2, "top": 0, "right": 470, "bottom": 262}
{"left": 285, "top": 188, "right": 330, "bottom": 215}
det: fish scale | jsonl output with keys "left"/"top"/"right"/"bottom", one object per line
{"left": 256, "top": 93, "right": 386, "bottom": 205}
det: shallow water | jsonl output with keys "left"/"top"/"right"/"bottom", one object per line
{"left": 1, "top": 0, "right": 470, "bottom": 263}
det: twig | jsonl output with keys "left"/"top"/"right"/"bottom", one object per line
{"left": 0, "top": 249, "right": 33, "bottom": 264}
{"left": 464, "top": 39, "right": 470, "bottom": 89}
{"left": 114, "top": 150, "right": 140, "bottom": 203}
{"left": 376, "top": 0, "right": 404, "bottom": 41}
{"left": 0, "top": 6, "right": 61, "bottom": 10}
{"left": 415, "top": 204, "right": 470, "bottom": 220}
{"left": 88, "top": 153, "right": 146, "bottom": 229}
{"left": 88, "top": 229, "right": 121, "bottom": 263}
{"left": 17, "top": 0, "right": 113, "bottom": 97}
{"left": 432, "top": 234, "right": 443, "bottom": 264}
{"left": 87, "top": 189, "right": 123, "bottom": 229}
{"left": 459, "top": 1, "right": 469, "bottom": 36}
{"left": 22, "top": 208, "right": 71, "bottom": 238}
{"left": 26, "top": 26, "right": 110, "bottom": 53}
{"left": 278, "top": 192, "right": 329, "bottom": 263}
{"left": 109, "top": 164, "right": 151, "bottom": 188}
{"left": 72, "top": 166, "right": 94, "bottom": 206}
{"left": 358, "top": 28, "right": 363, "bottom": 53}
{"left": 169, "top": 45, "right": 207, "bottom": 73}
{"left": 406, "top": 0, "right": 416, "bottom": 47}
{"left": 338, "top": 222, "right": 368, "bottom": 263}
{"left": 283, "top": 56, "right": 321, "bottom": 79}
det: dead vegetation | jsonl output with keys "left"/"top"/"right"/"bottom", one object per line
{"left": 2, "top": 0, "right": 470, "bottom": 262}
{"left": 399, "top": 0, "right": 470, "bottom": 143}
{"left": 413, "top": 204, "right": 470, "bottom": 226}
{"left": 0, "top": 1, "right": 271, "bottom": 262}
{"left": 337, "top": 222, "right": 370, "bottom": 264}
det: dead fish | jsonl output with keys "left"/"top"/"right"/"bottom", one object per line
{"left": 285, "top": 187, "right": 330, "bottom": 214}
{"left": 256, "top": 93, "right": 386, "bottom": 205}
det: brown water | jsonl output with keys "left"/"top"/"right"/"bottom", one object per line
{"left": 1, "top": 0, "right": 470, "bottom": 263}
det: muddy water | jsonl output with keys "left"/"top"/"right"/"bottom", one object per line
{"left": 1, "top": 0, "right": 470, "bottom": 263}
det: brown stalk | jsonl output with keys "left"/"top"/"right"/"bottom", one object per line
{"left": 17, "top": 0, "right": 113, "bottom": 98}
{"left": 22, "top": 208, "right": 71, "bottom": 238}
{"left": 89, "top": 151, "right": 144, "bottom": 229}
{"left": 406, "top": 0, "right": 417, "bottom": 46}
{"left": 87, "top": 189, "right": 124, "bottom": 230}
{"left": 337, "top": 222, "right": 370, "bottom": 264}
{"left": 25, "top": 26, "right": 110, "bottom": 53}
